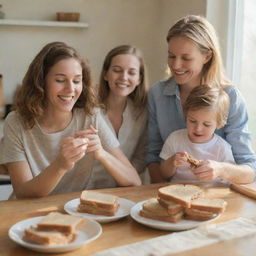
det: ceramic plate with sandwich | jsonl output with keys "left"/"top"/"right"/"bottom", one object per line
{"left": 8, "top": 212, "right": 102, "bottom": 253}
{"left": 64, "top": 190, "right": 135, "bottom": 223}
{"left": 131, "top": 184, "right": 226, "bottom": 231}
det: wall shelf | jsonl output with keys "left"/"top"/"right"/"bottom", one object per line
{"left": 0, "top": 19, "right": 89, "bottom": 28}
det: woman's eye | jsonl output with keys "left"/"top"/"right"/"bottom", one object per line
{"left": 73, "top": 80, "right": 81, "bottom": 84}
{"left": 56, "top": 79, "right": 65, "bottom": 83}
{"left": 183, "top": 57, "right": 192, "bottom": 61}
{"left": 113, "top": 68, "right": 122, "bottom": 73}
{"left": 168, "top": 55, "right": 175, "bottom": 59}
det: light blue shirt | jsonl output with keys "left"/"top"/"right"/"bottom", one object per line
{"left": 146, "top": 78, "right": 256, "bottom": 171}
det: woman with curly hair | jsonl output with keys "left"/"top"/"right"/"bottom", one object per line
{"left": 0, "top": 42, "right": 141, "bottom": 198}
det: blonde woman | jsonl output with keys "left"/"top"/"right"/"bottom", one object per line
{"left": 0, "top": 42, "right": 141, "bottom": 198}
{"left": 147, "top": 15, "right": 256, "bottom": 184}
{"left": 87, "top": 45, "right": 148, "bottom": 189}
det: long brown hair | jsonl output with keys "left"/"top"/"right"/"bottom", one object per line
{"left": 14, "top": 41, "right": 97, "bottom": 129}
{"left": 98, "top": 45, "right": 148, "bottom": 117}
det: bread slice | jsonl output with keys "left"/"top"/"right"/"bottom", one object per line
{"left": 37, "top": 212, "right": 84, "bottom": 234}
{"left": 158, "top": 184, "right": 202, "bottom": 207}
{"left": 190, "top": 198, "right": 227, "bottom": 213}
{"left": 77, "top": 202, "right": 119, "bottom": 216}
{"left": 80, "top": 191, "right": 118, "bottom": 210}
{"left": 139, "top": 198, "right": 183, "bottom": 223}
{"left": 186, "top": 153, "right": 200, "bottom": 168}
{"left": 23, "top": 226, "right": 76, "bottom": 245}
{"left": 157, "top": 197, "right": 183, "bottom": 215}
{"left": 184, "top": 208, "right": 216, "bottom": 221}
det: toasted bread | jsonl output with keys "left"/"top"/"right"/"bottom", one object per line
{"left": 158, "top": 184, "right": 202, "bottom": 207}
{"left": 23, "top": 226, "right": 76, "bottom": 245}
{"left": 190, "top": 198, "right": 227, "bottom": 213}
{"left": 77, "top": 202, "right": 119, "bottom": 216}
{"left": 36, "top": 212, "right": 84, "bottom": 234}
{"left": 140, "top": 198, "right": 183, "bottom": 223}
{"left": 157, "top": 197, "right": 183, "bottom": 215}
{"left": 80, "top": 191, "right": 118, "bottom": 210}
{"left": 186, "top": 153, "right": 200, "bottom": 168}
{"left": 184, "top": 207, "right": 216, "bottom": 221}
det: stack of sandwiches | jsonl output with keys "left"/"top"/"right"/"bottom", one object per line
{"left": 23, "top": 212, "right": 84, "bottom": 245}
{"left": 77, "top": 190, "right": 119, "bottom": 216}
{"left": 140, "top": 184, "right": 227, "bottom": 223}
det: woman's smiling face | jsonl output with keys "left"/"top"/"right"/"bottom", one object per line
{"left": 168, "top": 36, "right": 210, "bottom": 88}
{"left": 45, "top": 58, "right": 83, "bottom": 114}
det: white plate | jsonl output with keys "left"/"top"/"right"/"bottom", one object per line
{"left": 64, "top": 198, "right": 135, "bottom": 223}
{"left": 8, "top": 215, "right": 102, "bottom": 253}
{"left": 130, "top": 200, "right": 219, "bottom": 231}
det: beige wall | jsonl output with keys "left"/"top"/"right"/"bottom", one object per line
{"left": 0, "top": 0, "right": 206, "bottom": 104}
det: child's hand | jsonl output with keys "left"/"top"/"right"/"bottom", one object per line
{"left": 56, "top": 136, "right": 88, "bottom": 170}
{"left": 190, "top": 160, "right": 220, "bottom": 181}
{"left": 172, "top": 152, "right": 188, "bottom": 167}
{"left": 75, "top": 125, "right": 104, "bottom": 159}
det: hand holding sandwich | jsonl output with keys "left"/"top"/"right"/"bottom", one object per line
{"left": 160, "top": 151, "right": 197, "bottom": 180}
{"left": 76, "top": 125, "right": 141, "bottom": 187}
{"left": 75, "top": 125, "right": 103, "bottom": 160}
{"left": 55, "top": 136, "right": 89, "bottom": 171}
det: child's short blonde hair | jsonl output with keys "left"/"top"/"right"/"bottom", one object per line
{"left": 184, "top": 84, "right": 230, "bottom": 129}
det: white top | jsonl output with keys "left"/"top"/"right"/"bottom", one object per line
{"left": 160, "top": 129, "right": 235, "bottom": 182}
{"left": 87, "top": 100, "right": 147, "bottom": 189}
{"left": 0, "top": 108, "right": 119, "bottom": 195}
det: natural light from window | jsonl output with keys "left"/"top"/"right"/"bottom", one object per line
{"left": 240, "top": 0, "right": 256, "bottom": 150}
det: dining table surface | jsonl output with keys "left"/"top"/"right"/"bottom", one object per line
{"left": 1, "top": 182, "right": 256, "bottom": 256}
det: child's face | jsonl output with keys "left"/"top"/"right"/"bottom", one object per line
{"left": 45, "top": 58, "right": 83, "bottom": 114}
{"left": 186, "top": 108, "right": 218, "bottom": 143}
{"left": 104, "top": 54, "right": 141, "bottom": 98}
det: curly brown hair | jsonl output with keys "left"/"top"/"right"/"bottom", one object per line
{"left": 14, "top": 41, "right": 98, "bottom": 129}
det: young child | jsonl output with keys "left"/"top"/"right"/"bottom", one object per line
{"left": 0, "top": 42, "right": 141, "bottom": 199}
{"left": 160, "top": 84, "right": 235, "bottom": 183}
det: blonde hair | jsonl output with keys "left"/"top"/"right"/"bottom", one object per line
{"left": 14, "top": 41, "right": 98, "bottom": 129}
{"left": 166, "top": 15, "right": 231, "bottom": 87}
{"left": 98, "top": 45, "right": 148, "bottom": 118}
{"left": 184, "top": 84, "right": 230, "bottom": 128}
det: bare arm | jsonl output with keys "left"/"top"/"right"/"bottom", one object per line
{"left": 8, "top": 136, "right": 88, "bottom": 198}
{"left": 76, "top": 125, "right": 141, "bottom": 186}
{"left": 192, "top": 160, "right": 255, "bottom": 184}
{"left": 96, "top": 147, "right": 141, "bottom": 186}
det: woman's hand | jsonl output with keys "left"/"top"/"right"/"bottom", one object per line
{"left": 190, "top": 160, "right": 221, "bottom": 181}
{"left": 75, "top": 125, "right": 104, "bottom": 160}
{"left": 56, "top": 136, "right": 88, "bottom": 171}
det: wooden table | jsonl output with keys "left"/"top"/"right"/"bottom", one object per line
{"left": 1, "top": 182, "right": 256, "bottom": 256}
